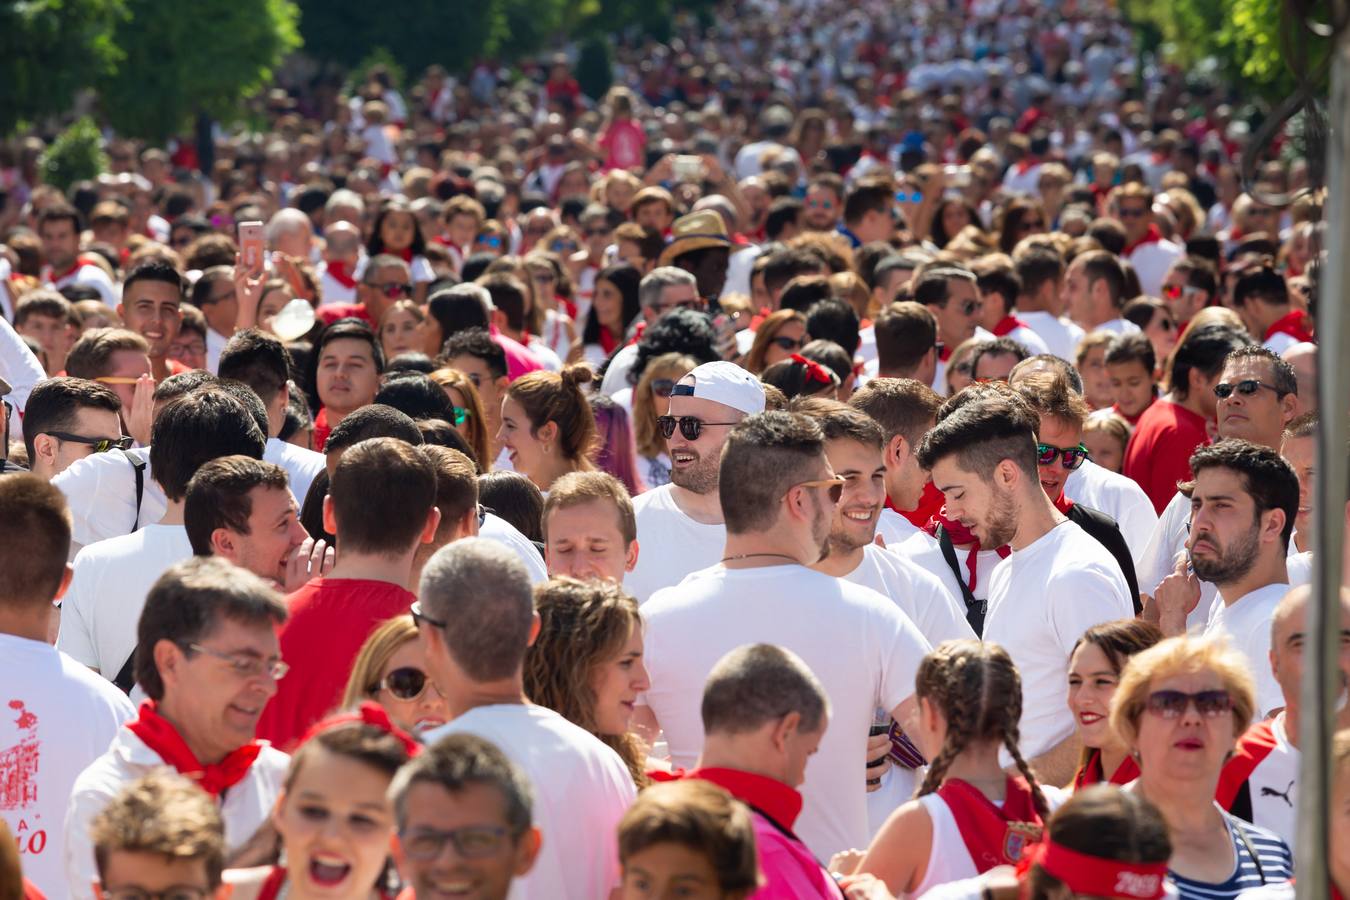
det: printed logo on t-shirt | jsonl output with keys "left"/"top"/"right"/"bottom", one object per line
{"left": 1, "top": 700, "right": 49, "bottom": 857}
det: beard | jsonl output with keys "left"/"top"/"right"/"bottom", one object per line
{"left": 1191, "top": 525, "right": 1260, "bottom": 584}
{"left": 811, "top": 495, "right": 834, "bottom": 562}
{"left": 975, "top": 487, "right": 1019, "bottom": 548}
{"left": 670, "top": 448, "right": 721, "bottom": 494}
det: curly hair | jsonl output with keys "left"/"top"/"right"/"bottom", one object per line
{"left": 523, "top": 577, "right": 648, "bottom": 786}
{"left": 915, "top": 640, "right": 1050, "bottom": 819}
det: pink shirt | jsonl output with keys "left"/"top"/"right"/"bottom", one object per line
{"left": 490, "top": 325, "right": 544, "bottom": 381}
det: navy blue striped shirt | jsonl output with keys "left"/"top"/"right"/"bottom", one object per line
{"left": 1170, "top": 810, "right": 1293, "bottom": 900}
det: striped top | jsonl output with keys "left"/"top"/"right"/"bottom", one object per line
{"left": 1170, "top": 807, "right": 1293, "bottom": 900}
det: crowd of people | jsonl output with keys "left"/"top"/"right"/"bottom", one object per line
{"left": 0, "top": 0, "right": 1345, "bottom": 897}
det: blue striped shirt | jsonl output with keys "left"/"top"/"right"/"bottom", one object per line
{"left": 1171, "top": 810, "right": 1293, "bottom": 900}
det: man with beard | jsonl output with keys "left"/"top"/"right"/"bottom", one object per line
{"left": 624, "top": 361, "right": 765, "bottom": 603}
{"left": 637, "top": 411, "right": 930, "bottom": 860}
{"left": 1155, "top": 440, "right": 1298, "bottom": 720}
{"left": 917, "top": 393, "right": 1131, "bottom": 786}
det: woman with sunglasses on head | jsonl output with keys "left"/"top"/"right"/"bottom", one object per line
{"left": 1111, "top": 636, "right": 1292, "bottom": 899}
{"left": 343, "top": 616, "right": 449, "bottom": 736}
{"left": 498, "top": 364, "right": 598, "bottom": 492}
{"left": 225, "top": 706, "right": 418, "bottom": 900}
{"left": 742, "top": 310, "right": 807, "bottom": 374}
{"left": 428, "top": 367, "right": 489, "bottom": 472}
{"left": 633, "top": 353, "right": 699, "bottom": 489}
{"left": 364, "top": 198, "right": 433, "bottom": 304}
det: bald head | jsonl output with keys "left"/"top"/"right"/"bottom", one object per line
{"left": 1272, "top": 583, "right": 1350, "bottom": 645}
{"left": 1282, "top": 342, "right": 1317, "bottom": 415}
{"left": 324, "top": 221, "right": 363, "bottom": 261}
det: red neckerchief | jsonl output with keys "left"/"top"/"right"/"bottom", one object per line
{"left": 748, "top": 306, "right": 773, "bottom": 332}
{"left": 1216, "top": 719, "right": 1279, "bottom": 810}
{"left": 992, "top": 314, "right": 1029, "bottom": 337}
{"left": 47, "top": 256, "right": 93, "bottom": 283}
{"left": 939, "top": 343, "right": 954, "bottom": 363}
{"left": 691, "top": 767, "right": 803, "bottom": 832}
{"left": 937, "top": 777, "right": 1044, "bottom": 872}
{"left": 625, "top": 319, "right": 647, "bottom": 347}
{"left": 326, "top": 260, "right": 358, "bottom": 290}
{"left": 1052, "top": 491, "right": 1075, "bottom": 516}
{"left": 1111, "top": 402, "right": 1145, "bottom": 427}
{"left": 598, "top": 327, "right": 621, "bottom": 355}
{"left": 885, "top": 480, "right": 945, "bottom": 529}
{"left": 923, "top": 506, "right": 1011, "bottom": 593}
{"left": 314, "top": 406, "right": 332, "bottom": 452}
{"left": 387, "top": 246, "right": 414, "bottom": 263}
{"left": 125, "top": 700, "right": 262, "bottom": 798}
{"left": 1072, "top": 749, "right": 1141, "bottom": 790}
{"left": 1123, "top": 224, "right": 1164, "bottom": 256}
{"left": 1014, "top": 156, "right": 1040, "bottom": 175}
{"left": 1264, "top": 309, "right": 1315, "bottom": 343}
{"left": 257, "top": 867, "right": 287, "bottom": 900}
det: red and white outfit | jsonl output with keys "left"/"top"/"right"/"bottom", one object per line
{"left": 1262, "top": 311, "right": 1315, "bottom": 356}
{"left": 41, "top": 257, "right": 117, "bottom": 307}
{"left": 990, "top": 314, "right": 1050, "bottom": 356}
{"left": 318, "top": 259, "right": 360, "bottom": 306}
{"left": 1217, "top": 714, "right": 1300, "bottom": 852}
{"left": 1073, "top": 750, "right": 1141, "bottom": 790}
{"left": 911, "top": 778, "right": 1047, "bottom": 896}
{"left": 1123, "top": 225, "right": 1182, "bottom": 298}
{"left": 65, "top": 701, "right": 288, "bottom": 899}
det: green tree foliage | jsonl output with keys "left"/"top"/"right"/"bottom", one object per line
{"left": 0, "top": 0, "right": 127, "bottom": 135}
{"left": 97, "top": 0, "right": 301, "bottom": 141}
{"left": 39, "top": 116, "right": 108, "bottom": 192}
{"left": 576, "top": 35, "right": 614, "bottom": 100}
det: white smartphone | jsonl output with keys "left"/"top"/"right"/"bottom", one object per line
{"left": 238, "top": 221, "right": 265, "bottom": 274}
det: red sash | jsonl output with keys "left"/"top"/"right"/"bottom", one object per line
{"left": 1215, "top": 719, "right": 1279, "bottom": 810}
{"left": 1072, "top": 749, "right": 1141, "bottom": 790}
{"left": 326, "top": 261, "right": 358, "bottom": 290}
{"left": 257, "top": 867, "right": 287, "bottom": 900}
{"left": 1264, "top": 310, "right": 1315, "bottom": 344}
{"left": 126, "top": 701, "right": 262, "bottom": 798}
{"left": 992, "top": 315, "right": 1029, "bottom": 338}
{"left": 1123, "top": 225, "right": 1164, "bottom": 256}
{"left": 938, "top": 777, "right": 1044, "bottom": 872}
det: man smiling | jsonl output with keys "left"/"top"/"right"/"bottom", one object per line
{"left": 117, "top": 260, "right": 188, "bottom": 381}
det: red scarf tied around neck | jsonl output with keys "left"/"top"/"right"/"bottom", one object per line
{"left": 326, "top": 260, "right": 358, "bottom": 290}
{"left": 126, "top": 701, "right": 262, "bottom": 798}
{"left": 922, "top": 506, "right": 1011, "bottom": 593}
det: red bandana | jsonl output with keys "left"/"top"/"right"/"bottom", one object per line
{"left": 790, "top": 353, "right": 836, "bottom": 386}
{"left": 1017, "top": 838, "right": 1167, "bottom": 899}
{"left": 126, "top": 701, "right": 262, "bottom": 798}
{"left": 938, "top": 777, "right": 1043, "bottom": 872}
{"left": 48, "top": 256, "right": 95, "bottom": 284}
{"left": 598, "top": 327, "right": 621, "bottom": 355}
{"left": 923, "top": 506, "right": 1011, "bottom": 593}
{"left": 1264, "top": 309, "right": 1315, "bottom": 344}
{"left": 390, "top": 247, "right": 414, "bottom": 263}
{"left": 939, "top": 343, "right": 954, "bottom": 363}
{"left": 298, "top": 702, "right": 421, "bottom": 758}
{"left": 992, "top": 315, "right": 1029, "bottom": 338}
{"left": 625, "top": 319, "right": 647, "bottom": 347}
{"left": 1052, "top": 492, "right": 1075, "bottom": 516}
{"left": 1123, "top": 224, "right": 1164, "bottom": 256}
{"left": 326, "top": 261, "right": 358, "bottom": 290}
{"left": 1072, "top": 750, "right": 1141, "bottom": 790}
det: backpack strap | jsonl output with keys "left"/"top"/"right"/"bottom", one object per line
{"left": 112, "top": 647, "right": 138, "bottom": 694}
{"left": 937, "top": 525, "right": 985, "bottom": 636}
{"left": 120, "top": 449, "right": 146, "bottom": 532}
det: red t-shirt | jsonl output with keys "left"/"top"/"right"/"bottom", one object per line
{"left": 317, "top": 303, "right": 373, "bottom": 326}
{"left": 255, "top": 577, "right": 417, "bottom": 751}
{"left": 1122, "top": 399, "right": 1211, "bottom": 514}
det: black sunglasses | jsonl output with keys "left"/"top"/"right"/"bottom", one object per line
{"left": 373, "top": 282, "right": 412, "bottom": 298}
{"left": 1145, "top": 689, "right": 1232, "bottom": 719}
{"left": 771, "top": 335, "right": 806, "bottom": 352}
{"left": 1213, "top": 379, "right": 1280, "bottom": 399}
{"left": 375, "top": 666, "right": 433, "bottom": 701}
{"left": 1036, "top": 442, "right": 1090, "bottom": 470}
{"left": 657, "top": 415, "right": 740, "bottom": 441}
{"left": 411, "top": 600, "right": 447, "bottom": 631}
{"left": 46, "top": 431, "right": 133, "bottom": 453}
{"left": 650, "top": 378, "right": 677, "bottom": 398}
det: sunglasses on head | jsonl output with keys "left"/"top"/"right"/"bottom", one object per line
{"left": 649, "top": 378, "right": 677, "bottom": 398}
{"left": 1145, "top": 688, "right": 1232, "bottom": 719}
{"left": 1213, "top": 379, "right": 1280, "bottom": 399}
{"left": 1036, "top": 442, "right": 1090, "bottom": 470}
{"left": 375, "top": 666, "right": 434, "bottom": 701}
{"left": 771, "top": 335, "right": 806, "bottom": 352}
{"left": 657, "top": 415, "right": 740, "bottom": 441}
{"left": 478, "top": 235, "right": 503, "bottom": 248}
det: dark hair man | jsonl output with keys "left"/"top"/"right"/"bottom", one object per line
{"left": 22, "top": 377, "right": 124, "bottom": 480}
{"left": 39, "top": 204, "right": 117, "bottom": 305}
{"left": 1062, "top": 249, "right": 1139, "bottom": 336}
{"left": 313, "top": 319, "right": 384, "bottom": 451}
{"left": 118, "top": 259, "right": 188, "bottom": 382}
{"left": 872, "top": 302, "right": 938, "bottom": 384}
{"left": 913, "top": 266, "right": 984, "bottom": 395}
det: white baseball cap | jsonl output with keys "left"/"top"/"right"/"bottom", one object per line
{"left": 673, "top": 361, "right": 766, "bottom": 416}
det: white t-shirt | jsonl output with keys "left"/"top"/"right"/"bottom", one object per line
{"left": 1126, "top": 237, "right": 1183, "bottom": 298}
{"left": 1019, "top": 311, "right": 1085, "bottom": 362}
{"left": 1000, "top": 323, "right": 1051, "bottom": 357}
{"left": 895, "top": 530, "right": 1003, "bottom": 609}
{"left": 599, "top": 342, "right": 639, "bottom": 396}
{"left": 1237, "top": 714, "right": 1300, "bottom": 852}
{"left": 1064, "top": 459, "right": 1159, "bottom": 570}
{"left": 876, "top": 507, "right": 920, "bottom": 548}
{"left": 264, "top": 438, "right": 325, "bottom": 508}
{"left": 66, "top": 728, "right": 288, "bottom": 900}
{"left": 1263, "top": 331, "right": 1300, "bottom": 357}
{"left": 1205, "top": 582, "right": 1290, "bottom": 720}
{"left": 1286, "top": 551, "right": 1311, "bottom": 588}
{"left": 479, "top": 512, "right": 548, "bottom": 584}
{"left": 423, "top": 704, "right": 635, "bottom": 900}
{"left": 626, "top": 485, "right": 725, "bottom": 604}
{"left": 843, "top": 544, "right": 976, "bottom": 646}
{"left": 640, "top": 563, "right": 932, "bottom": 858}
{"left": 317, "top": 263, "right": 359, "bottom": 306}
{"left": 985, "top": 521, "right": 1133, "bottom": 760}
{"left": 57, "top": 524, "right": 195, "bottom": 677}
{"left": 45, "top": 261, "right": 118, "bottom": 307}
{"left": 0, "top": 635, "right": 134, "bottom": 898}
{"left": 205, "top": 327, "right": 227, "bottom": 375}
{"left": 1086, "top": 317, "right": 1143, "bottom": 337}
{"left": 0, "top": 315, "right": 47, "bottom": 438}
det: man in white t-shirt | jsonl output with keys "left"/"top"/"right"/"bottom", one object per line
{"left": 917, "top": 391, "right": 1132, "bottom": 785}
{"left": 626, "top": 360, "right": 765, "bottom": 603}
{"left": 637, "top": 410, "right": 931, "bottom": 858}
{"left": 542, "top": 470, "right": 639, "bottom": 584}
{"left": 1014, "top": 246, "right": 1084, "bottom": 362}
{"left": 1154, "top": 440, "right": 1298, "bottom": 719}
{"left": 38, "top": 205, "right": 118, "bottom": 306}
{"left": 1063, "top": 250, "right": 1142, "bottom": 339}
{"left": 1112, "top": 184, "right": 1182, "bottom": 297}
{"left": 58, "top": 388, "right": 268, "bottom": 682}
{"left": 419, "top": 539, "right": 636, "bottom": 900}
{"left": 850, "top": 376, "right": 943, "bottom": 551}
{"left": 913, "top": 266, "right": 990, "bottom": 396}
{"left": 317, "top": 221, "right": 363, "bottom": 306}
{"left": 0, "top": 477, "right": 135, "bottom": 898}
{"left": 598, "top": 267, "right": 701, "bottom": 397}
{"left": 65, "top": 557, "right": 290, "bottom": 900}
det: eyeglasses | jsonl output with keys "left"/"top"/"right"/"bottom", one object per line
{"left": 1162, "top": 284, "right": 1204, "bottom": 301}
{"left": 451, "top": 406, "right": 470, "bottom": 426}
{"left": 771, "top": 335, "right": 806, "bottom": 352}
{"left": 45, "top": 431, "right": 133, "bottom": 453}
{"left": 1145, "top": 689, "right": 1233, "bottom": 719}
{"left": 478, "top": 235, "right": 504, "bottom": 248}
{"left": 585, "top": 227, "right": 610, "bottom": 237}
{"left": 400, "top": 825, "right": 512, "bottom": 861}
{"left": 1036, "top": 442, "right": 1090, "bottom": 470}
{"left": 649, "top": 378, "right": 677, "bottom": 398}
{"left": 1157, "top": 318, "right": 1177, "bottom": 332}
{"left": 657, "top": 415, "right": 740, "bottom": 441}
{"left": 788, "top": 477, "right": 845, "bottom": 504}
{"left": 411, "top": 600, "right": 447, "bottom": 631}
{"left": 1213, "top": 379, "right": 1281, "bottom": 399}
{"left": 102, "top": 887, "right": 211, "bottom": 900}
{"left": 374, "top": 666, "right": 435, "bottom": 701}
{"left": 371, "top": 282, "right": 412, "bottom": 298}
{"left": 186, "top": 643, "right": 288, "bottom": 681}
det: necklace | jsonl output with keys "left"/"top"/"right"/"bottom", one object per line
{"left": 720, "top": 552, "right": 800, "bottom": 563}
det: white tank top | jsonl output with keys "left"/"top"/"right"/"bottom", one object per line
{"left": 911, "top": 793, "right": 978, "bottom": 898}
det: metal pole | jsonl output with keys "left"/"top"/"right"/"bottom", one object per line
{"left": 1296, "top": 29, "right": 1350, "bottom": 900}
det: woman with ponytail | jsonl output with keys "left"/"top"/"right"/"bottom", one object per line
{"left": 853, "top": 640, "right": 1053, "bottom": 897}
{"left": 498, "top": 363, "right": 599, "bottom": 492}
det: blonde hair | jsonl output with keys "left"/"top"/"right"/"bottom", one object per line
{"left": 1083, "top": 412, "right": 1132, "bottom": 456}
{"left": 430, "top": 367, "right": 489, "bottom": 470}
{"left": 342, "top": 615, "right": 420, "bottom": 710}
{"left": 1109, "top": 635, "right": 1256, "bottom": 752}
{"left": 92, "top": 772, "right": 225, "bottom": 889}
{"left": 634, "top": 353, "right": 698, "bottom": 459}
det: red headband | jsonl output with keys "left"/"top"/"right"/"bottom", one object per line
{"left": 300, "top": 702, "right": 422, "bottom": 758}
{"left": 1021, "top": 839, "right": 1168, "bottom": 900}
{"left": 790, "top": 353, "right": 836, "bottom": 386}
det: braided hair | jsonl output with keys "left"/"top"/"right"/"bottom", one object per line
{"left": 914, "top": 640, "right": 1050, "bottom": 819}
